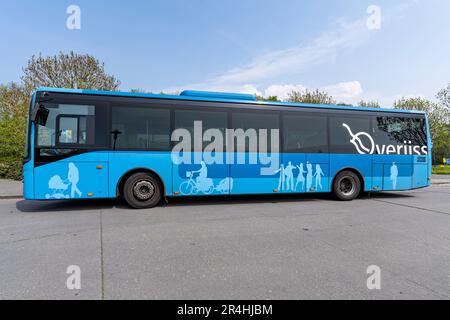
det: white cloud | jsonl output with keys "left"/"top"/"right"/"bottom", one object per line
{"left": 165, "top": 14, "right": 373, "bottom": 94}
{"left": 208, "top": 19, "right": 370, "bottom": 85}
{"left": 162, "top": 3, "right": 418, "bottom": 106}
{"left": 321, "top": 81, "right": 364, "bottom": 100}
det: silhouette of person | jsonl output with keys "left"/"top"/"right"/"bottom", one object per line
{"left": 194, "top": 161, "right": 208, "bottom": 186}
{"left": 274, "top": 164, "right": 285, "bottom": 191}
{"left": 284, "top": 162, "right": 295, "bottom": 191}
{"left": 295, "top": 163, "right": 306, "bottom": 191}
{"left": 306, "top": 162, "right": 313, "bottom": 191}
{"left": 390, "top": 162, "right": 398, "bottom": 190}
{"left": 68, "top": 162, "right": 82, "bottom": 198}
{"left": 314, "top": 164, "right": 324, "bottom": 190}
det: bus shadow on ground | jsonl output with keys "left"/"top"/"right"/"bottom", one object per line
{"left": 164, "top": 191, "right": 414, "bottom": 207}
{"left": 15, "top": 191, "right": 414, "bottom": 212}
{"left": 15, "top": 198, "right": 123, "bottom": 213}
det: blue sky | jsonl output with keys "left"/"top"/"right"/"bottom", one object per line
{"left": 0, "top": 0, "right": 449, "bottom": 106}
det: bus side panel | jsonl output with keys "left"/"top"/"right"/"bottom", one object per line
{"left": 109, "top": 151, "right": 173, "bottom": 197}
{"left": 281, "top": 153, "right": 330, "bottom": 193}
{"left": 23, "top": 160, "right": 34, "bottom": 199}
{"left": 412, "top": 155, "right": 429, "bottom": 188}
{"left": 372, "top": 164, "right": 383, "bottom": 191}
{"left": 374, "top": 154, "right": 413, "bottom": 191}
{"left": 34, "top": 152, "right": 109, "bottom": 200}
{"left": 282, "top": 153, "right": 307, "bottom": 193}
{"left": 427, "top": 117, "right": 433, "bottom": 185}
{"left": 230, "top": 152, "right": 280, "bottom": 195}
{"left": 23, "top": 124, "right": 35, "bottom": 200}
{"left": 305, "top": 153, "right": 330, "bottom": 193}
{"left": 330, "top": 154, "right": 373, "bottom": 192}
{"left": 172, "top": 152, "right": 230, "bottom": 196}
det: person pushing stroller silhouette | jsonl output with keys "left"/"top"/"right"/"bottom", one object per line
{"left": 68, "top": 162, "right": 82, "bottom": 198}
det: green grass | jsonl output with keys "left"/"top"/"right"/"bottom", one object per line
{"left": 432, "top": 165, "right": 450, "bottom": 175}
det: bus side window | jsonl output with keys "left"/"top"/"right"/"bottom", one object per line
{"left": 329, "top": 115, "right": 371, "bottom": 154}
{"left": 282, "top": 112, "right": 328, "bottom": 153}
{"left": 111, "top": 105, "right": 170, "bottom": 150}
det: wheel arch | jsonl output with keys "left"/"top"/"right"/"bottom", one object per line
{"left": 116, "top": 168, "right": 166, "bottom": 198}
{"left": 331, "top": 167, "right": 365, "bottom": 194}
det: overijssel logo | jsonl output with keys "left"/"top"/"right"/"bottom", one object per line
{"left": 343, "top": 123, "right": 375, "bottom": 154}
{"left": 342, "top": 123, "right": 428, "bottom": 155}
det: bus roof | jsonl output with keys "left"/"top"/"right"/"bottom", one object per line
{"left": 35, "top": 87, "right": 426, "bottom": 115}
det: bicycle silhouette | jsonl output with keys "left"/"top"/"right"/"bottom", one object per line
{"left": 180, "top": 171, "right": 215, "bottom": 195}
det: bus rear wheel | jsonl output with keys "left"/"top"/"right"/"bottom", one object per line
{"left": 123, "top": 172, "right": 162, "bottom": 209}
{"left": 333, "top": 171, "right": 361, "bottom": 201}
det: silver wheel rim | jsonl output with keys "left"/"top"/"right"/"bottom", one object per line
{"left": 133, "top": 180, "right": 155, "bottom": 201}
{"left": 338, "top": 177, "right": 355, "bottom": 196}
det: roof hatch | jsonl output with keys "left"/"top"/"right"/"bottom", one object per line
{"left": 180, "top": 90, "right": 257, "bottom": 101}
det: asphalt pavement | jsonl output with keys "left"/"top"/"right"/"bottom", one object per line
{"left": 0, "top": 185, "right": 449, "bottom": 299}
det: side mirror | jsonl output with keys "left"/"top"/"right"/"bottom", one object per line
{"left": 31, "top": 104, "right": 49, "bottom": 126}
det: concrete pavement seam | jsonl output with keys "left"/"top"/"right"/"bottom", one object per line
{"left": 0, "top": 228, "right": 97, "bottom": 246}
{"left": 99, "top": 210, "right": 105, "bottom": 300}
{"left": 372, "top": 199, "right": 450, "bottom": 216}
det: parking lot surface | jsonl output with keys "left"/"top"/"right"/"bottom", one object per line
{"left": 0, "top": 186, "right": 449, "bottom": 299}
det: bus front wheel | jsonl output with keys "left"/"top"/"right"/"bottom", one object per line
{"left": 123, "top": 172, "right": 162, "bottom": 209}
{"left": 333, "top": 171, "right": 361, "bottom": 201}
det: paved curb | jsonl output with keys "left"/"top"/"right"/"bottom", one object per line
{"left": 0, "top": 179, "right": 23, "bottom": 200}
{"left": 0, "top": 195, "right": 23, "bottom": 200}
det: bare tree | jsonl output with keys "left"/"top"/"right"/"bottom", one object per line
{"left": 437, "top": 84, "right": 450, "bottom": 111}
{"left": 287, "top": 89, "right": 336, "bottom": 105}
{"left": 22, "top": 51, "right": 120, "bottom": 92}
{"left": 358, "top": 100, "right": 380, "bottom": 108}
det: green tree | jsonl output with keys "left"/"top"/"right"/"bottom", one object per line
{"left": 0, "top": 83, "right": 29, "bottom": 179}
{"left": 394, "top": 97, "right": 450, "bottom": 164}
{"left": 287, "top": 89, "right": 336, "bottom": 105}
{"left": 256, "top": 95, "right": 279, "bottom": 102}
{"left": 129, "top": 88, "right": 149, "bottom": 93}
{"left": 0, "top": 52, "right": 120, "bottom": 180}
{"left": 358, "top": 100, "right": 381, "bottom": 108}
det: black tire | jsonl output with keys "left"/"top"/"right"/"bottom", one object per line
{"left": 333, "top": 171, "right": 361, "bottom": 201}
{"left": 123, "top": 172, "right": 162, "bottom": 209}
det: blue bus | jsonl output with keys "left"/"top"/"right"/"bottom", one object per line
{"left": 23, "top": 88, "right": 432, "bottom": 209}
